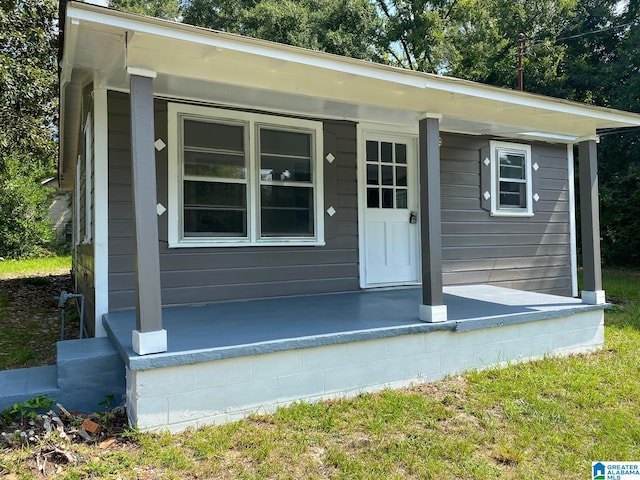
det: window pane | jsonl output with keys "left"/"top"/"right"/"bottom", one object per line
{"left": 260, "top": 186, "right": 314, "bottom": 236}
{"left": 184, "top": 120, "right": 243, "bottom": 152}
{"left": 261, "top": 155, "right": 311, "bottom": 182}
{"left": 382, "top": 188, "right": 393, "bottom": 208}
{"left": 184, "top": 181, "right": 247, "bottom": 236}
{"left": 381, "top": 142, "right": 393, "bottom": 163}
{"left": 381, "top": 165, "right": 394, "bottom": 185}
{"left": 260, "top": 129, "right": 310, "bottom": 157}
{"left": 367, "top": 188, "right": 379, "bottom": 208}
{"left": 184, "top": 151, "right": 246, "bottom": 179}
{"left": 396, "top": 166, "right": 407, "bottom": 186}
{"left": 396, "top": 189, "right": 408, "bottom": 209}
{"left": 366, "top": 141, "right": 378, "bottom": 162}
{"left": 499, "top": 153, "right": 525, "bottom": 179}
{"left": 367, "top": 164, "right": 379, "bottom": 185}
{"left": 499, "top": 181, "right": 526, "bottom": 208}
{"left": 395, "top": 143, "right": 407, "bottom": 164}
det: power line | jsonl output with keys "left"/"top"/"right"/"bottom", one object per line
{"left": 529, "top": 21, "right": 635, "bottom": 48}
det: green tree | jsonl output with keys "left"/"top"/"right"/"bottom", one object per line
{"left": 374, "top": 0, "right": 458, "bottom": 72}
{"left": 591, "top": 1, "right": 640, "bottom": 266}
{"left": 0, "top": 155, "right": 55, "bottom": 259}
{"left": 0, "top": 0, "right": 59, "bottom": 258}
{"left": 0, "top": 0, "right": 58, "bottom": 170}
{"left": 182, "top": 0, "right": 381, "bottom": 60}
{"left": 109, "top": 0, "right": 181, "bottom": 21}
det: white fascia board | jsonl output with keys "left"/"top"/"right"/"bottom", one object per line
{"left": 66, "top": 2, "right": 640, "bottom": 128}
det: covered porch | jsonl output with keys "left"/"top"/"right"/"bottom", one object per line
{"left": 103, "top": 285, "right": 606, "bottom": 432}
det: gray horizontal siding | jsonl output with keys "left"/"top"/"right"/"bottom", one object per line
{"left": 74, "top": 85, "right": 96, "bottom": 334}
{"left": 107, "top": 91, "right": 359, "bottom": 310}
{"left": 441, "top": 133, "right": 573, "bottom": 296}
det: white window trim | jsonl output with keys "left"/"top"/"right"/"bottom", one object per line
{"left": 490, "top": 141, "right": 533, "bottom": 217}
{"left": 84, "top": 112, "right": 93, "bottom": 243}
{"left": 168, "top": 103, "right": 325, "bottom": 247}
{"left": 75, "top": 155, "right": 82, "bottom": 246}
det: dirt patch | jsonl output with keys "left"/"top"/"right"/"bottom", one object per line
{"left": 0, "top": 272, "right": 78, "bottom": 370}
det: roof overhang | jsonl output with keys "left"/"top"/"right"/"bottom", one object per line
{"left": 59, "top": 1, "right": 640, "bottom": 188}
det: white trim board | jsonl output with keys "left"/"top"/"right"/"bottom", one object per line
{"left": 93, "top": 87, "right": 109, "bottom": 337}
{"left": 567, "top": 144, "right": 578, "bottom": 298}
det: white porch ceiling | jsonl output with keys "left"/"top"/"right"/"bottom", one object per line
{"left": 59, "top": 1, "right": 640, "bottom": 186}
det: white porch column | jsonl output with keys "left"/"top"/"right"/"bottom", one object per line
{"left": 128, "top": 68, "right": 167, "bottom": 354}
{"left": 418, "top": 115, "right": 447, "bottom": 322}
{"left": 578, "top": 138, "right": 605, "bottom": 305}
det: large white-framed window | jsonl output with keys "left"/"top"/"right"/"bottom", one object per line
{"left": 168, "top": 103, "right": 324, "bottom": 247}
{"left": 490, "top": 141, "right": 533, "bottom": 217}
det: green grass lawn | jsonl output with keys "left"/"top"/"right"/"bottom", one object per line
{"left": 0, "top": 255, "right": 71, "bottom": 278}
{"left": 2, "top": 269, "right": 639, "bottom": 479}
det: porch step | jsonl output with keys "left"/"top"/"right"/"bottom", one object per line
{"left": 56, "top": 337, "right": 126, "bottom": 412}
{"left": 0, "top": 338, "right": 125, "bottom": 414}
{"left": 0, "top": 365, "right": 58, "bottom": 409}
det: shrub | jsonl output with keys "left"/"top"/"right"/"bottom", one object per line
{"left": 0, "top": 154, "right": 56, "bottom": 259}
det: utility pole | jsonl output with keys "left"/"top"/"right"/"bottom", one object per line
{"left": 518, "top": 33, "right": 526, "bottom": 91}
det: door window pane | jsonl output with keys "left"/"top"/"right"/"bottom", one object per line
{"left": 381, "top": 165, "right": 394, "bottom": 186}
{"left": 367, "top": 188, "right": 379, "bottom": 208}
{"left": 395, "top": 143, "right": 407, "bottom": 164}
{"left": 396, "top": 166, "right": 407, "bottom": 187}
{"left": 382, "top": 188, "right": 393, "bottom": 208}
{"left": 396, "top": 189, "right": 408, "bottom": 209}
{"left": 381, "top": 142, "right": 393, "bottom": 163}
{"left": 366, "top": 164, "right": 379, "bottom": 185}
{"left": 366, "top": 141, "right": 378, "bottom": 162}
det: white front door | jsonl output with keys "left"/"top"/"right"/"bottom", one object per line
{"left": 362, "top": 132, "right": 419, "bottom": 286}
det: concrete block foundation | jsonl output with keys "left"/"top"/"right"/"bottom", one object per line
{"left": 126, "top": 309, "right": 604, "bottom": 433}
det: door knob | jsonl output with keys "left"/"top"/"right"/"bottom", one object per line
{"left": 409, "top": 211, "right": 417, "bottom": 224}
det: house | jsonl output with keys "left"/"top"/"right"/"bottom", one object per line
{"left": 41, "top": 177, "right": 72, "bottom": 241}
{"left": 56, "top": 1, "right": 640, "bottom": 431}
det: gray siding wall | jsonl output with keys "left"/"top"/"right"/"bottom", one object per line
{"left": 107, "top": 91, "right": 359, "bottom": 310}
{"left": 74, "top": 84, "right": 96, "bottom": 332}
{"left": 440, "top": 133, "right": 572, "bottom": 296}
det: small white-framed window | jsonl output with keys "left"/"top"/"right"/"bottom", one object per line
{"left": 490, "top": 141, "right": 533, "bottom": 217}
{"left": 168, "top": 104, "right": 324, "bottom": 247}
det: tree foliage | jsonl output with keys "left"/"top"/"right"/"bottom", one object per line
{"left": 109, "top": 0, "right": 181, "bottom": 20}
{"left": 182, "top": 0, "right": 382, "bottom": 60}
{"left": 0, "top": 155, "right": 56, "bottom": 259}
{"left": 0, "top": 0, "right": 58, "bottom": 170}
{"left": 0, "top": 0, "right": 59, "bottom": 259}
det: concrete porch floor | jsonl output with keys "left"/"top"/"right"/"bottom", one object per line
{"left": 103, "top": 285, "right": 605, "bottom": 371}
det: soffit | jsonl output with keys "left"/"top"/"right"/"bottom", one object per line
{"left": 61, "top": 2, "right": 640, "bottom": 150}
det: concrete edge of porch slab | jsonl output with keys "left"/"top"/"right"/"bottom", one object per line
{"left": 103, "top": 320, "right": 455, "bottom": 371}
{"left": 103, "top": 302, "right": 608, "bottom": 372}
{"left": 453, "top": 303, "right": 609, "bottom": 332}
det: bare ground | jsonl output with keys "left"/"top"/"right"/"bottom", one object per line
{"left": 0, "top": 269, "right": 79, "bottom": 371}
